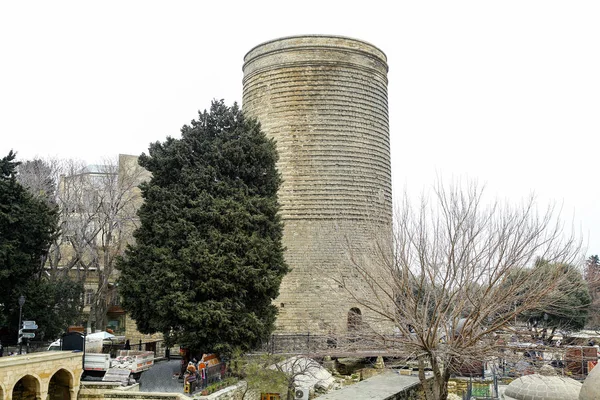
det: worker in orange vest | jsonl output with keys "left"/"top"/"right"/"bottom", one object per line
{"left": 198, "top": 360, "right": 207, "bottom": 388}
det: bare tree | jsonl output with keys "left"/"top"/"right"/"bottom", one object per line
{"left": 15, "top": 155, "right": 147, "bottom": 331}
{"left": 16, "top": 157, "right": 63, "bottom": 276}
{"left": 333, "top": 181, "right": 584, "bottom": 400}
{"left": 66, "top": 156, "right": 146, "bottom": 331}
{"left": 17, "top": 157, "right": 97, "bottom": 281}
{"left": 16, "top": 157, "right": 59, "bottom": 204}
{"left": 32, "top": 156, "right": 147, "bottom": 330}
{"left": 44, "top": 158, "right": 91, "bottom": 281}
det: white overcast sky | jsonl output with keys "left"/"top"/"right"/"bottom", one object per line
{"left": 1, "top": 1, "right": 598, "bottom": 256}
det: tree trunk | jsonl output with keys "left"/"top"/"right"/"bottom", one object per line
{"left": 547, "top": 327, "right": 557, "bottom": 344}
{"left": 94, "top": 288, "right": 108, "bottom": 331}
{"left": 418, "top": 355, "right": 434, "bottom": 400}
{"left": 430, "top": 356, "right": 450, "bottom": 400}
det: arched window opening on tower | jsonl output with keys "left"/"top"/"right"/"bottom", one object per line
{"left": 347, "top": 307, "right": 362, "bottom": 331}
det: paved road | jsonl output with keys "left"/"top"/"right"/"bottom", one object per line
{"left": 139, "top": 359, "right": 185, "bottom": 393}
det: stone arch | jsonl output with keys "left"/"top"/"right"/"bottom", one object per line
{"left": 48, "top": 369, "right": 73, "bottom": 400}
{"left": 12, "top": 374, "right": 41, "bottom": 400}
{"left": 347, "top": 307, "right": 362, "bottom": 331}
{"left": 0, "top": 382, "right": 5, "bottom": 400}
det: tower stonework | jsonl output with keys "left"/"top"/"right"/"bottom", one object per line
{"left": 242, "top": 36, "right": 392, "bottom": 334}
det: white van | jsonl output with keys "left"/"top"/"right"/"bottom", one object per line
{"left": 48, "top": 339, "right": 62, "bottom": 351}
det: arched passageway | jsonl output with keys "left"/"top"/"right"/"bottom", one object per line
{"left": 12, "top": 375, "right": 40, "bottom": 400}
{"left": 347, "top": 307, "right": 362, "bottom": 331}
{"left": 48, "top": 369, "right": 73, "bottom": 400}
{"left": 0, "top": 352, "right": 82, "bottom": 400}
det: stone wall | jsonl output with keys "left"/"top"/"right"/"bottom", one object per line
{"left": 123, "top": 315, "right": 163, "bottom": 346}
{"left": 196, "top": 382, "right": 247, "bottom": 400}
{"left": 242, "top": 35, "right": 393, "bottom": 334}
{"left": 102, "top": 392, "right": 188, "bottom": 400}
{"left": 0, "top": 351, "right": 83, "bottom": 400}
{"left": 98, "top": 382, "right": 247, "bottom": 400}
{"left": 79, "top": 382, "right": 140, "bottom": 400}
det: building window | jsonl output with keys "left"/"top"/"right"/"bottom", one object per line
{"left": 109, "top": 290, "right": 121, "bottom": 306}
{"left": 85, "top": 289, "right": 94, "bottom": 305}
{"left": 106, "top": 314, "right": 126, "bottom": 335}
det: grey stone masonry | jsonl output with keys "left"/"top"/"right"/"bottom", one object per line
{"left": 243, "top": 36, "right": 393, "bottom": 334}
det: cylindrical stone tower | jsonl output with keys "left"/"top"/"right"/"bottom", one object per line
{"left": 243, "top": 35, "right": 392, "bottom": 334}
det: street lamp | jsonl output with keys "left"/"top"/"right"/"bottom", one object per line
{"left": 18, "top": 295, "right": 25, "bottom": 354}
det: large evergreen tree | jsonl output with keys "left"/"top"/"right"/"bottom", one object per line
{"left": 0, "top": 151, "right": 79, "bottom": 340}
{"left": 520, "top": 259, "right": 591, "bottom": 342}
{"left": 118, "top": 100, "right": 288, "bottom": 354}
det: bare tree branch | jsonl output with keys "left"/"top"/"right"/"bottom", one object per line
{"left": 330, "top": 180, "right": 584, "bottom": 400}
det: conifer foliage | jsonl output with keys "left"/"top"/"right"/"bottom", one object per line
{"left": 118, "top": 101, "right": 288, "bottom": 354}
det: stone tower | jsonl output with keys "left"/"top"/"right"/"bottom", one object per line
{"left": 242, "top": 35, "right": 392, "bottom": 334}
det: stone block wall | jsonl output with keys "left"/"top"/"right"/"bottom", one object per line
{"left": 98, "top": 382, "right": 246, "bottom": 400}
{"left": 103, "top": 392, "right": 188, "bottom": 400}
{"left": 243, "top": 35, "right": 393, "bottom": 334}
{"left": 273, "top": 218, "right": 393, "bottom": 334}
{"left": 124, "top": 315, "right": 163, "bottom": 344}
{"left": 79, "top": 382, "right": 140, "bottom": 400}
{"left": 0, "top": 351, "right": 83, "bottom": 400}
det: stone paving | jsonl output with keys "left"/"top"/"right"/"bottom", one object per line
{"left": 138, "top": 359, "right": 184, "bottom": 393}
{"left": 317, "top": 371, "right": 420, "bottom": 400}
